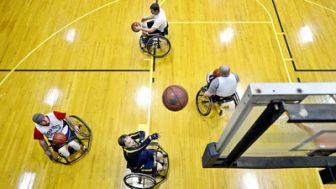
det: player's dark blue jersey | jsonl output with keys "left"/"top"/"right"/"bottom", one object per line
{"left": 123, "top": 131, "right": 153, "bottom": 168}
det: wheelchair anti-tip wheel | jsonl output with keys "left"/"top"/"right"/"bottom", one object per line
{"left": 196, "top": 88, "right": 213, "bottom": 116}
{"left": 124, "top": 173, "right": 156, "bottom": 189}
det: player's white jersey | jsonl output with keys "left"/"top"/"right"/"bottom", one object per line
{"left": 35, "top": 112, "right": 64, "bottom": 140}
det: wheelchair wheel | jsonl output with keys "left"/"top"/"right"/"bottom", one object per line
{"left": 196, "top": 88, "right": 212, "bottom": 116}
{"left": 139, "top": 36, "right": 148, "bottom": 53}
{"left": 146, "top": 35, "right": 171, "bottom": 58}
{"left": 69, "top": 115, "right": 91, "bottom": 137}
{"left": 124, "top": 173, "right": 156, "bottom": 189}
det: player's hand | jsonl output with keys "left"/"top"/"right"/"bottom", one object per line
{"left": 74, "top": 125, "right": 80, "bottom": 133}
{"left": 150, "top": 133, "right": 159, "bottom": 140}
{"left": 141, "top": 17, "right": 147, "bottom": 22}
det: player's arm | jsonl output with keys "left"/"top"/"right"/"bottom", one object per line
{"left": 129, "top": 131, "right": 145, "bottom": 141}
{"left": 138, "top": 27, "right": 157, "bottom": 33}
{"left": 54, "top": 111, "right": 79, "bottom": 132}
{"left": 124, "top": 133, "right": 159, "bottom": 154}
{"left": 124, "top": 137, "right": 152, "bottom": 154}
{"left": 64, "top": 116, "right": 80, "bottom": 132}
{"left": 138, "top": 20, "right": 163, "bottom": 33}
{"left": 34, "top": 127, "right": 53, "bottom": 160}
{"left": 141, "top": 15, "right": 155, "bottom": 22}
{"left": 233, "top": 73, "right": 240, "bottom": 82}
{"left": 205, "top": 79, "right": 219, "bottom": 97}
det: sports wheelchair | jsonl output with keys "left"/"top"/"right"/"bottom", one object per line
{"left": 139, "top": 29, "right": 171, "bottom": 58}
{"left": 123, "top": 142, "right": 169, "bottom": 189}
{"left": 44, "top": 115, "right": 92, "bottom": 165}
{"left": 196, "top": 85, "right": 240, "bottom": 116}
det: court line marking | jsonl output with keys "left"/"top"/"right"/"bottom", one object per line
{"left": 138, "top": 58, "right": 153, "bottom": 134}
{"left": 256, "top": 0, "right": 292, "bottom": 82}
{"left": 146, "top": 59, "right": 154, "bottom": 131}
{"left": 0, "top": 69, "right": 149, "bottom": 72}
{"left": 0, "top": 0, "right": 122, "bottom": 88}
{"left": 169, "top": 21, "right": 271, "bottom": 24}
{"left": 304, "top": 0, "right": 336, "bottom": 14}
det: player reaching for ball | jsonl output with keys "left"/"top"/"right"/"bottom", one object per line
{"left": 204, "top": 65, "right": 240, "bottom": 102}
{"left": 32, "top": 111, "right": 81, "bottom": 160}
{"left": 134, "top": 3, "right": 168, "bottom": 45}
{"left": 118, "top": 131, "right": 166, "bottom": 173}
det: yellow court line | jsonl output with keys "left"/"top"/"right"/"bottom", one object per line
{"left": 304, "top": 0, "right": 336, "bottom": 14}
{"left": 256, "top": 0, "right": 292, "bottom": 82}
{"left": 169, "top": 21, "right": 271, "bottom": 24}
{"left": 0, "top": 0, "right": 122, "bottom": 88}
{"left": 138, "top": 59, "right": 153, "bottom": 134}
{"left": 146, "top": 59, "right": 154, "bottom": 131}
{"left": 285, "top": 58, "right": 293, "bottom": 61}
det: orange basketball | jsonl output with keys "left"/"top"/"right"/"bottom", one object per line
{"left": 213, "top": 68, "right": 221, "bottom": 77}
{"left": 53, "top": 133, "right": 67, "bottom": 145}
{"left": 162, "top": 85, "right": 188, "bottom": 111}
{"left": 131, "top": 22, "right": 141, "bottom": 32}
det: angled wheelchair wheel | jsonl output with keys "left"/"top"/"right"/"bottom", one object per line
{"left": 124, "top": 173, "right": 156, "bottom": 189}
{"left": 69, "top": 115, "right": 91, "bottom": 138}
{"left": 196, "top": 88, "right": 212, "bottom": 116}
{"left": 146, "top": 35, "right": 171, "bottom": 58}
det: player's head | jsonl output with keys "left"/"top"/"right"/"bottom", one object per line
{"left": 118, "top": 135, "right": 136, "bottom": 147}
{"left": 150, "top": 3, "right": 160, "bottom": 15}
{"left": 32, "top": 113, "right": 50, "bottom": 126}
{"left": 219, "top": 65, "right": 230, "bottom": 77}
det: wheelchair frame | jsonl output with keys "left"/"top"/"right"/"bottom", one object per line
{"left": 123, "top": 142, "right": 169, "bottom": 189}
{"left": 139, "top": 34, "right": 171, "bottom": 58}
{"left": 43, "top": 115, "right": 92, "bottom": 165}
{"left": 196, "top": 85, "right": 240, "bottom": 116}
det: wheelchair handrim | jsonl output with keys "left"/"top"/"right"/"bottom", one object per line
{"left": 124, "top": 173, "right": 156, "bottom": 189}
{"left": 196, "top": 89, "right": 212, "bottom": 116}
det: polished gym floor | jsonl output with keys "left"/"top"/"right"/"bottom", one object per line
{"left": 0, "top": 0, "right": 335, "bottom": 188}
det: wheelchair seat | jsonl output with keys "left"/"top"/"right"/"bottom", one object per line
{"left": 212, "top": 93, "right": 240, "bottom": 115}
{"left": 212, "top": 92, "right": 239, "bottom": 106}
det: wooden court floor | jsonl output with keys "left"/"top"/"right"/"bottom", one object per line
{"left": 0, "top": 0, "right": 335, "bottom": 188}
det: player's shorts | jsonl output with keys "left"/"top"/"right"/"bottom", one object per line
{"left": 138, "top": 149, "right": 156, "bottom": 171}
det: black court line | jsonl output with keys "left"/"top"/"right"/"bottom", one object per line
{"left": 272, "top": 0, "right": 336, "bottom": 72}
{"left": 297, "top": 77, "right": 301, "bottom": 82}
{"left": 295, "top": 67, "right": 336, "bottom": 72}
{"left": 152, "top": 42, "right": 156, "bottom": 83}
{"left": 0, "top": 69, "right": 149, "bottom": 72}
